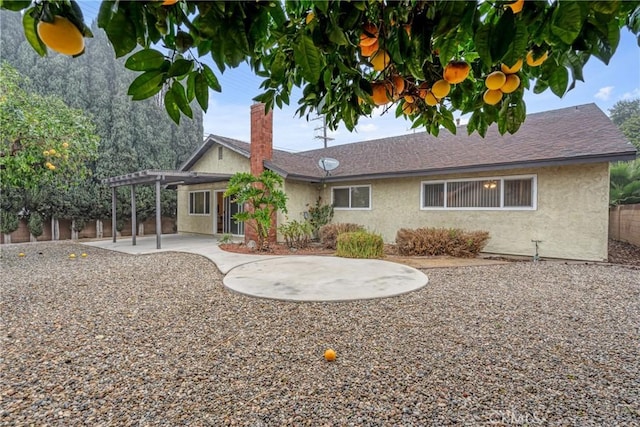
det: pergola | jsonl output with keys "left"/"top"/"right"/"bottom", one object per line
{"left": 102, "top": 170, "right": 231, "bottom": 249}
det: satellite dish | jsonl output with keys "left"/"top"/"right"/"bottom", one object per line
{"left": 318, "top": 157, "right": 340, "bottom": 175}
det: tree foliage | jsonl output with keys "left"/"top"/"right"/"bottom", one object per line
{"left": 0, "top": 10, "right": 203, "bottom": 228}
{"left": 610, "top": 98, "right": 640, "bottom": 150}
{"left": 0, "top": 62, "right": 98, "bottom": 190}
{"left": 224, "top": 170, "right": 288, "bottom": 251}
{"left": 609, "top": 98, "right": 640, "bottom": 206}
{"left": 3, "top": 0, "right": 638, "bottom": 137}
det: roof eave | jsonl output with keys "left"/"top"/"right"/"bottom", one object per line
{"left": 179, "top": 135, "right": 250, "bottom": 171}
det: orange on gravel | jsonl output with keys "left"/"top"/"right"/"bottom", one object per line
{"left": 324, "top": 349, "right": 337, "bottom": 361}
{"left": 431, "top": 79, "right": 451, "bottom": 98}
{"left": 371, "top": 82, "right": 392, "bottom": 105}
{"left": 501, "top": 59, "right": 523, "bottom": 74}
{"left": 371, "top": 49, "right": 390, "bottom": 71}
{"left": 483, "top": 89, "right": 503, "bottom": 105}
{"left": 506, "top": 0, "right": 525, "bottom": 14}
{"left": 500, "top": 74, "right": 521, "bottom": 94}
{"left": 443, "top": 60, "right": 470, "bottom": 84}
{"left": 37, "top": 16, "right": 85, "bottom": 56}
{"left": 485, "top": 71, "right": 507, "bottom": 90}
{"left": 526, "top": 50, "right": 548, "bottom": 67}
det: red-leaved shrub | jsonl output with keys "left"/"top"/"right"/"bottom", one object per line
{"left": 395, "top": 227, "right": 490, "bottom": 258}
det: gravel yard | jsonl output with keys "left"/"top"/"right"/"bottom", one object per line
{"left": 1, "top": 241, "right": 639, "bottom": 426}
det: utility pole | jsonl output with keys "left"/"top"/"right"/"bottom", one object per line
{"left": 312, "top": 115, "right": 334, "bottom": 149}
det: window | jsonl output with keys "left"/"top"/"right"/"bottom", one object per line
{"left": 218, "top": 146, "right": 223, "bottom": 160}
{"left": 421, "top": 176, "right": 536, "bottom": 210}
{"left": 189, "top": 191, "right": 211, "bottom": 215}
{"left": 332, "top": 185, "right": 371, "bottom": 209}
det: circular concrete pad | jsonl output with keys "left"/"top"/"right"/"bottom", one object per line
{"left": 223, "top": 256, "right": 428, "bottom": 302}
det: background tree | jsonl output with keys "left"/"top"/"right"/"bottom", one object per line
{"left": 2, "top": 0, "right": 637, "bottom": 137}
{"left": 0, "top": 9, "right": 203, "bottom": 230}
{"left": 609, "top": 99, "right": 640, "bottom": 206}
{"left": 224, "top": 171, "right": 288, "bottom": 251}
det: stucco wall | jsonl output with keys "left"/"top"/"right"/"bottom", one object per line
{"left": 178, "top": 145, "right": 251, "bottom": 235}
{"left": 279, "top": 180, "right": 319, "bottom": 224}
{"left": 321, "top": 163, "right": 610, "bottom": 261}
{"left": 190, "top": 145, "right": 251, "bottom": 174}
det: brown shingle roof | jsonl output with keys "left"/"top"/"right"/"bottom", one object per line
{"left": 186, "top": 104, "right": 636, "bottom": 181}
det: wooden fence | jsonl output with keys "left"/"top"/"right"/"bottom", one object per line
{"left": 609, "top": 203, "right": 640, "bottom": 247}
{"left": 1, "top": 217, "right": 176, "bottom": 244}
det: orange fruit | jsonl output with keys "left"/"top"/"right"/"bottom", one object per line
{"left": 526, "top": 50, "right": 548, "bottom": 67}
{"left": 483, "top": 89, "right": 503, "bottom": 105}
{"left": 500, "top": 74, "right": 520, "bottom": 94}
{"left": 371, "top": 82, "right": 392, "bottom": 105}
{"left": 370, "top": 49, "right": 390, "bottom": 71}
{"left": 424, "top": 90, "right": 439, "bottom": 106}
{"left": 418, "top": 82, "right": 430, "bottom": 99}
{"left": 62, "top": 142, "right": 69, "bottom": 148}
{"left": 360, "top": 39, "right": 379, "bottom": 57}
{"left": 324, "top": 349, "right": 337, "bottom": 361}
{"left": 305, "top": 12, "right": 315, "bottom": 25}
{"left": 443, "top": 60, "right": 470, "bottom": 84}
{"left": 18, "top": 252, "right": 25, "bottom": 257}
{"left": 501, "top": 59, "right": 523, "bottom": 74}
{"left": 402, "top": 101, "right": 418, "bottom": 115}
{"left": 162, "top": 0, "right": 179, "bottom": 5}
{"left": 404, "top": 94, "right": 416, "bottom": 103}
{"left": 43, "top": 150, "right": 50, "bottom": 156}
{"left": 485, "top": 71, "right": 506, "bottom": 90}
{"left": 392, "top": 75, "right": 405, "bottom": 99}
{"left": 506, "top": 0, "right": 525, "bottom": 14}
{"left": 362, "top": 23, "right": 379, "bottom": 38}
{"left": 37, "top": 16, "right": 85, "bottom": 56}
{"left": 431, "top": 79, "right": 451, "bottom": 98}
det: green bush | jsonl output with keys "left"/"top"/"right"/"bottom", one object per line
{"left": 279, "top": 220, "right": 313, "bottom": 249}
{"left": 27, "top": 212, "right": 44, "bottom": 238}
{"left": 336, "top": 231, "right": 384, "bottom": 259}
{"left": 306, "top": 198, "right": 334, "bottom": 237}
{"left": 0, "top": 211, "right": 20, "bottom": 235}
{"left": 319, "top": 223, "right": 365, "bottom": 249}
{"left": 395, "top": 227, "right": 490, "bottom": 258}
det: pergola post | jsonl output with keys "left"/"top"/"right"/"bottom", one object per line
{"left": 111, "top": 187, "right": 117, "bottom": 243}
{"left": 156, "top": 178, "right": 162, "bottom": 249}
{"left": 131, "top": 184, "right": 137, "bottom": 246}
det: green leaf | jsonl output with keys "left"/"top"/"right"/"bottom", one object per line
{"left": 124, "top": 49, "right": 166, "bottom": 71}
{"left": 491, "top": 11, "right": 515, "bottom": 63}
{"left": 328, "top": 26, "right": 348, "bottom": 46}
{"left": 22, "top": 9, "right": 46, "bottom": 57}
{"left": 100, "top": 2, "right": 137, "bottom": 57}
{"left": 549, "top": 66, "right": 569, "bottom": 97}
{"left": 201, "top": 64, "right": 221, "bottom": 92}
{"left": 0, "top": 0, "right": 31, "bottom": 11}
{"left": 168, "top": 59, "right": 194, "bottom": 78}
{"left": 171, "top": 82, "right": 193, "bottom": 118}
{"left": 551, "top": 1, "right": 584, "bottom": 44}
{"left": 164, "top": 89, "right": 180, "bottom": 125}
{"left": 293, "top": 35, "right": 322, "bottom": 83}
{"left": 186, "top": 72, "right": 196, "bottom": 102}
{"left": 127, "top": 71, "right": 165, "bottom": 100}
{"left": 194, "top": 73, "right": 209, "bottom": 111}
{"left": 474, "top": 24, "right": 492, "bottom": 67}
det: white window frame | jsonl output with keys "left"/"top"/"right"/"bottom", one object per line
{"left": 331, "top": 185, "right": 372, "bottom": 210}
{"left": 420, "top": 175, "right": 537, "bottom": 211}
{"left": 189, "top": 190, "right": 211, "bottom": 215}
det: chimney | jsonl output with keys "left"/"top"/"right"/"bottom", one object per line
{"left": 250, "top": 103, "right": 273, "bottom": 176}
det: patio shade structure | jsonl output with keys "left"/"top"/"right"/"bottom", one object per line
{"left": 102, "top": 170, "right": 231, "bottom": 249}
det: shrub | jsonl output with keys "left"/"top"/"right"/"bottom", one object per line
{"left": 279, "top": 220, "right": 313, "bottom": 249}
{"left": 306, "top": 198, "right": 334, "bottom": 237}
{"left": 395, "top": 227, "right": 490, "bottom": 258}
{"left": 336, "top": 231, "right": 384, "bottom": 259}
{"left": 28, "top": 212, "right": 44, "bottom": 238}
{"left": 319, "top": 223, "right": 365, "bottom": 249}
{"left": 0, "top": 211, "right": 20, "bottom": 235}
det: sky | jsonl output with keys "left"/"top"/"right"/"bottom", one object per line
{"left": 77, "top": 1, "right": 640, "bottom": 153}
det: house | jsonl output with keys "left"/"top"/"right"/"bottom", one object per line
{"left": 176, "top": 103, "right": 636, "bottom": 261}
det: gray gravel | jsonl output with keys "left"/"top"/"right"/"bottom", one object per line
{"left": 1, "top": 241, "right": 639, "bottom": 426}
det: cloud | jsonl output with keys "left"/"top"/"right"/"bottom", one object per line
{"left": 594, "top": 86, "right": 614, "bottom": 101}
{"left": 621, "top": 88, "right": 640, "bottom": 100}
{"left": 358, "top": 123, "right": 378, "bottom": 133}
